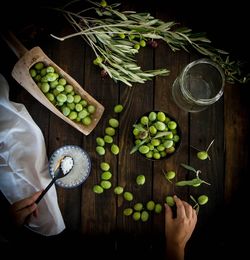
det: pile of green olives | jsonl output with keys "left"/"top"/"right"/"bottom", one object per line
{"left": 30, "top": 62, "right": 96, "bottom": 126}
{"left": 131, "top": 111, "right": 181, "bottom": 160}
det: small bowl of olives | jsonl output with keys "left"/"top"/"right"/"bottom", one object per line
{"left": 130, "top": 111, "right": 181, "bottom": 160}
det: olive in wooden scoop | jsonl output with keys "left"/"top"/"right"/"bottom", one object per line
{"left": 0, "top": 31, "right": 104, "bottom": 135}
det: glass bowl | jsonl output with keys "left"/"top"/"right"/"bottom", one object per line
{"left": 49, "top": 145, "right": 91, "bottom": 188}
{"left": 131, "top": 111, "right": 182, "bottom": 161}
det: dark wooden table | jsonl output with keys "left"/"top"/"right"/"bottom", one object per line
{"left": 1, "top": 1, "right": 250, "bottom": 259}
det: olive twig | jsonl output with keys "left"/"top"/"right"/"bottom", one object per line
{"left": 49, "top": 0, "right": 249, "bottom": 86}
{"left": 196, "top": 139, "right": 215, "bottom": 160}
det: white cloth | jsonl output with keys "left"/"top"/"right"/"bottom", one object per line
{"left": 0, "top": 74, "right": 65, "bottom": 236}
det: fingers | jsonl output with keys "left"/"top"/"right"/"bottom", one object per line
{"left": 164, "top": 203, "right": 173, "bottom": 223}
{"left": 174, "top": 195, "right": 186, "bottom": 218}
{"left": 14, "top": 203, "right": 38, "bottom": 226}
{"left": 182, "top": 201, "right": 193, "bottom": 219}
{"left": 11, "top": 191, "right": 42, "bottom": 211}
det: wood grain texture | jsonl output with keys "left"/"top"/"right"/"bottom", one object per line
{"left": 0, "top": 0, "right": 249, "bottom": 258}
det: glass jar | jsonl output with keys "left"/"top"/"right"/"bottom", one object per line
{"left": 172, "top": 58, "right": 225, "bottom": 112}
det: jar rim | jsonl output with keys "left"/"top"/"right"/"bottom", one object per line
{"left": 179, "top": 58, "right": 225, "bottom": 105}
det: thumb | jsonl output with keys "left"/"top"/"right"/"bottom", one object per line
{"left": 165, "top": 203, "right": 173, "bottom": 224}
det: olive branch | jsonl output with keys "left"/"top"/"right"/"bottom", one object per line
{"left": 50, "top": 0, "right": 250, "bottom": 86}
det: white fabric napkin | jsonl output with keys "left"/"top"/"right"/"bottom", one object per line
{"left": 0, "top": 74, "right": 65, "bottom": 236}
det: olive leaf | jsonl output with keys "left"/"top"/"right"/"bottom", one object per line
{"left": 129, "top": 138, "right": 148, "bottom": 154}
{"left": 190, "top": 195, "right": 199, "bottom": 214}
{"left": 180, "top": 163, "right": 197, "bottom": 174}
{"left": 132, "top": 124, "right": 147, "bottom": 132}
{"left": 175, "top": 177, "right": 210, "bottom": 187}
{"left": 152, "top": 131, "right": 172, "bottom": 139}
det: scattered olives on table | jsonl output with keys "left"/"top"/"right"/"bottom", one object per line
{"left": 146, "top": 200, "right": 155, "bottom": 211}
{"left": 131, "top": 111, "right": 181, "bottom": 160}
{"left": 136, "top": 174, "right": 146, "bottom": 185}
{"left": 100, "top": 162, "right": 110, "bottom": 171}
{"left": 93, "top": 185, "right": 104, "bottom": 194}
{"left": 114, "top": 104, "right": 124, "bottom": 113}
{"left": 198, "top": 195, "right": 209, "bottom": 205}
{"left": 154, "top": 203, "right": 163, "bottom": 214}
{"left": 30, "top": 62, "right": 96, "bottom": 126}
{"left": 114, "top": 186, "right": 124, "bottom": 195}
{"left": 141, "top": 211, "right": 149, "bottom": 222}
{"left": 124, "top": 191, "right": 133, "bottom": 201}
{"left": 163, "top": 170, "right": 176, "bottom": 182}
{"left": 123, "top": 208, "right": 133, "bottom": 216}
{"left": 165, "top": 196, "right": 175, "bottom": 207}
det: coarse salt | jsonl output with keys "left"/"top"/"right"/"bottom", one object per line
{"left": 61, "top": 156, "right": 74, "bottom": 175}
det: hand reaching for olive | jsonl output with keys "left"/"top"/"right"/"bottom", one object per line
{"left": 9, "top": 191, "right": 42, "bottom": 227}
{"left": 165, "top": 195, "right": 197, "bottom": 260}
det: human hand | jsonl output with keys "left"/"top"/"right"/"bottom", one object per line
{"left": 165, "top": 195, "right": 197, "bottom": 260}
{"left": 9, "top": 191, "right": 42, "bottom": 227}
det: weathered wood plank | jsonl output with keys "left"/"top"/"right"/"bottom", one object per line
{"left": 48, "top": 27, "right": 84, "bottom": 232}
{"left": 81, "top": 42, "right": 119, "bottom": 237}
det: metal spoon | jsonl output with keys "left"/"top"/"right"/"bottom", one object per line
{"left": 35, "top": 156, "right": 74, "bottom": 204}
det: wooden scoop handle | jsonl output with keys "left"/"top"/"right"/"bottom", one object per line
{"left": 0, "top": 31, "right": 28, "bottom": 59}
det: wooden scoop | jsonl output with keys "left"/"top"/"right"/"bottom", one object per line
{"left": 1, "top": 31, "right": 104, "bottom": 135}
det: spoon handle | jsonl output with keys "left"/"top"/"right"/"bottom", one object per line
{"left": 35, "top": 169, "right": 60, "bottom": 204}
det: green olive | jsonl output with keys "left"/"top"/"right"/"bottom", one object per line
{"left": 96, "top": 137, "right": 105, "bottom": 147}
{"left": 101, "top": 171, "right": 112, "bottom": 180}
{"left": 104, "top": 135, "right": 113, "bottom": 144}
{"left": 136, "top": 175, "right": 145, "bottom": 185}
{"left": 109, "top": 118, "right": 119, "bottom": 128}
{"left": 165, "top": 171, "right": 176, "bottom": 180}
{"left": 82, "top": 116, "right": 92, "bottom": 126}
{"left": 167, "top": 121, "right": 177, "bottom": 130}
{"left": 105, "top": 127, "right": 116, "bottom": 136}
{"left": 155, "top": 203, "right": 163, "bottom": 213}
{"left": 138, "top": 145, "right": 149, "bottom": 154}
{"left": 124, "top": 192, "right": 133, "bottom": 201}
{"left": 30, "top": 69, "right": 37, "bottom": 78}
{"left": 93, "top": 185, "right": 104, "bottom": 194}
{"left": 165, "top": 196, "right": 175, "bottom": 207}
{"left": 100, "top": 0, "right": 107, "bottom": 7}
{"left": 148, "top": 112, "right": 157, "bottom": 121}
{"left": 100, "top": 162, "right": 110, "bottom": 171}
{"left": 87, "top": 105, "right": 96, "bottom": 114}
{"left": 198, "top": 195, "right": 208, "bottom": 205}
{"left": 100, "top": 180, "right": 112, "bottom": 189}
{"left": 114, "top": 186, "right": 124, "bottom": 195}
{"left": 96, "top": 146, "right": 106, "bottom": 156}
{"left": 34, "top": 62, "right": 44, "bottom": 70}
{"left": 140, "top": 40, "right": 146, "bottom": 47}
{"left": 146, "top": 200, "right": 155, "bottom": 211}
{"left": 140, "top": 116, "right": 149, "bottom": 125}
{"left": 155, "top": 121, "right": 166, "bottom": 131}
{"left": 134, "top": 43, "right": 140, "bottom": 50}
{"left": 141, "top": 211, "right": 149, "bottom": 222}
{"left": 114, "top": 104, "right": 123, "bottom": 113}
{"left": 134, "top": 203, "right": 143, "bottom": 211}
{"left": 111, "top": 144, "right": 119, "bottom": 155}
{"left": 197, "top": 151, "right": 208, "bottom": 160}
{"left": 123, "top": 208, "right": 133, "bottom": 216}
{"left": 157, "top": 112, "right": 166, "bottom": 122}
{"left": 132, "top": 212, "right": 141, "bottom": 221}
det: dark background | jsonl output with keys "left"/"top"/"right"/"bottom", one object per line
{"left": 0, "top": 0, "right": 249, "bottom": 259}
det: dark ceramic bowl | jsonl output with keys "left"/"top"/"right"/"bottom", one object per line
{"left": 131, "top": 111, "right": 182, "bottom": 161}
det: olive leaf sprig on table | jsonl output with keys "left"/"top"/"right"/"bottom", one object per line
{"left": 175, "top": 163, "right": 211, "bottom": 187}
{"left": 50, "top": 0, "right": 249, "bottom": 86}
